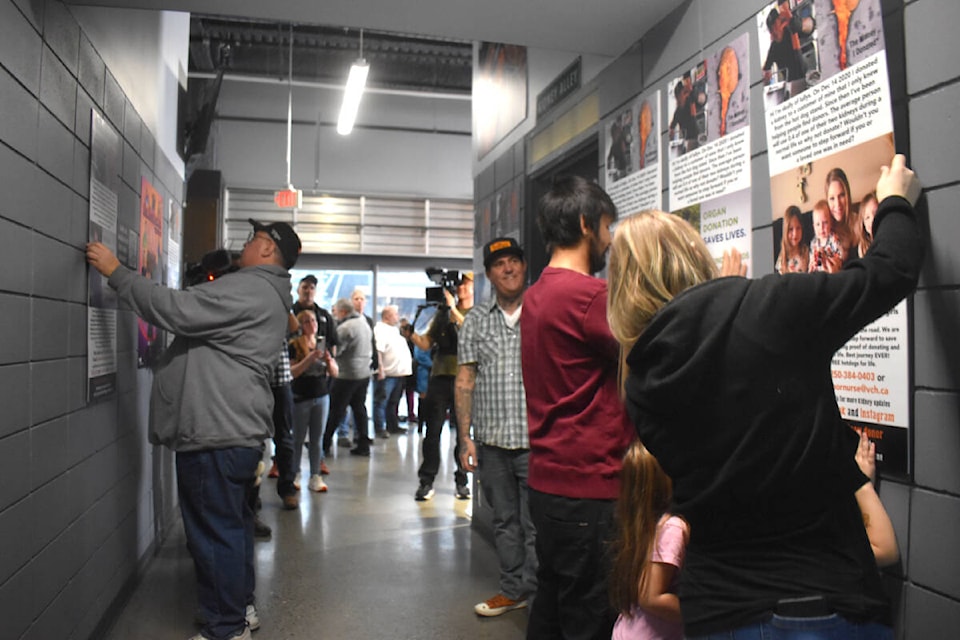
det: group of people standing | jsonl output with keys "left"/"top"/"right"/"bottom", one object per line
{"left": 442, "top": 154, "right": 921, "bottom": 640}
{"left": 86, "top": 148, "right": 922, "bottom": 640}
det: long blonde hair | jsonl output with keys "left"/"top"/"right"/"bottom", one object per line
{"left": 607, "top": 211, "right": 717, "bottom": 392}
{"left": 609, "top": 440, "right": 676, "bottom": 617}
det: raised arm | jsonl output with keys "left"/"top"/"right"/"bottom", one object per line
{"left": 854, "top": 430, "right": 900, "bottom": 567}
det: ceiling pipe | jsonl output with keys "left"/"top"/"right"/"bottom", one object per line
{"left": 188, "top": 70, "right": 471, "bottom": 101}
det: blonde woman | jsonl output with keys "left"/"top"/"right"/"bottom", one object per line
{"left": 606, "top": 155, "right": 921, "bottom": 639}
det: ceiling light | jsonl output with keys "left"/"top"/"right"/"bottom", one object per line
{"left": 337, "top": 59, "right": 368, "bottom": 135}
{"left": 337, "top": 29, "right": 368, "bottom": 136}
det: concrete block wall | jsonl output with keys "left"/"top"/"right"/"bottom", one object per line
{"left": 487, "top": 0, "right": 958, "bottom": 636}
{"left": 0, "top": 1, "right": 182, "bottom": 638}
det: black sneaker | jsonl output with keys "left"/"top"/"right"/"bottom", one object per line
{"left": 456, "top": 483, "right": 471, "bottom": 500}
{"left": 415, "top": 482, "right": 434, "bottom": 501}
{"left": 349, "top": 447, "right": 371, "bottom": 457}
{"left": 253, "top": 516, "right": 272, "bottom": 538}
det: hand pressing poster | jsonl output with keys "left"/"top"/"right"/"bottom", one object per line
{"left": 759, "top": 0, "right": 909, "bottom": 475}
{"left": 602, "top": 91, "right": 662, "bottom": 215}
{"left": 667, "top": 32, "right": 752, "bottom": 275}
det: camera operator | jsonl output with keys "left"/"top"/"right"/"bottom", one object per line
{"left": 87, "top": 219, "right": 300, "bottom": 640}
{"left": 409, "top": 271, "right": 474, "bottom": 501}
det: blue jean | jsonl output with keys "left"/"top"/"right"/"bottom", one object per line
{"left": 688, "top": 615, "right": 893, "bottom": 639}
{"left": 177, "top": 447, "right": 261, "bottom": 640}
{"left": 527, "top": 489, "right": 617, "bottom": 640}
{"left": 479, "top": 445, "right": 537, "bottom": 600}
{"left": 293, "top": 394, "right": 330, "bottom": 476}
{"left": 373, "top": 376, "right": 404, "bottom": 432}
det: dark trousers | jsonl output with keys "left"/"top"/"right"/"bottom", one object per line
{"left": 417, "top": 375, "right": 467, "bottom": 486}
{"left": 272, "top": 383, "right": 297, "bottom": 497}
{"left": 526, "top": 489, "right": 617, "bottom": 640}
{"left": 323, "top": 377, "right": 371, "bottom": 453}
{"left": 178, "top": 447, "right": 260, "bottom": 640}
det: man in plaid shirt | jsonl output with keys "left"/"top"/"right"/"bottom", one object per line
{"left": 456, "top": 237, "right": 537, "bottom": 618}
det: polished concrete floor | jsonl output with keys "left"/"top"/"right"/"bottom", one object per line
{"left": 102, "top": 424, "right": 529, "bottom": 640}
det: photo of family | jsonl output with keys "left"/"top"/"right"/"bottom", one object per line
{"left": 771, "top": 133, "right": 893, "bottom": 274}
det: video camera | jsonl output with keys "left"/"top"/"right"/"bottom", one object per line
{"left": 183, "top": 249, "right": 238, "bottom": 287}
{"left": 424, "top": 267, "right": 461, "bottom": 306}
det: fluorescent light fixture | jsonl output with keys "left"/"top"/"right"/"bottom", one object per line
{"left": 337, "top": 59, "right": 369, "bottom": 135}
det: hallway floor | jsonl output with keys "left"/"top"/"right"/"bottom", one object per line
{"left": 102, "top": 425, "right": 529, "bottom": 640}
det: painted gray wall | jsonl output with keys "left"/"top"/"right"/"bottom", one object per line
{"left": 0, "top": 2, "right": 182, "bottom": 638}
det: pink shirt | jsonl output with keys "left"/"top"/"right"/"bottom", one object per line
{"left": 612, "top": 515, "right": 688, "bottom": 640}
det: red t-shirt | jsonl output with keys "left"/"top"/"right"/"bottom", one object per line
{"left": 521, "top": 267, "right": 634, "bottom": 499}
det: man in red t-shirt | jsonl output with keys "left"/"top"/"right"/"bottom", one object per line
{"left": 520, "top": 176, "right": 634, "bottom": 639}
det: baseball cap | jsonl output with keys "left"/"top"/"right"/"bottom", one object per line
{"left": 248, "top": 219, "right": 301, "bottom": 270}
{"left": 483, "top": 237, "right": 524, "bottom": 269}
{"left": 300, "top": 274, "right": 318, "bottom": 286}
{"left": 461, "top": 270, "right": 474, "bottom": 282}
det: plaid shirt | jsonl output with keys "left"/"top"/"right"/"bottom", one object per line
{"left": 458, "top": 296, "right": 528, "bottom": 450}
{"left": 271, "top": 341, "right": 292, "bottom": 388}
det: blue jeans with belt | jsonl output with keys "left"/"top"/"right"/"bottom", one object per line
{"left": 689, "top": 615, "right": 893, "bottom": 639}
{"left": 177, "top": 447, "right": 260, "bottom": 640}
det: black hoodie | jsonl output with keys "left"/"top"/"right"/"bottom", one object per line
{"left": 623, "top": 196, "right": 921, "bottom": 635}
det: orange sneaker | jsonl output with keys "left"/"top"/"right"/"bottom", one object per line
{"left": 474, "top": 593, "right": 528, "bottom": 617}
{"left": 267, "top": 460, "right": 279, "bottom": 478}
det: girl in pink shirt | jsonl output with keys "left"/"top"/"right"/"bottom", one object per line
{"left": 610, "top": 441, "right": 689, "bottom": 640}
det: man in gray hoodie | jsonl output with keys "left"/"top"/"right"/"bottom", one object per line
{"left": 87, "top": 219, "right": 300, "bottom": 640}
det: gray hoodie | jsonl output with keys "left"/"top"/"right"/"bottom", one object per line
{"left": 108, "top": 264, "right": 292, "bottom": 451}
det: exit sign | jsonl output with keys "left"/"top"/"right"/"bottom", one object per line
{"left": 274, "top": 188, "right": 302, "bottom": 209}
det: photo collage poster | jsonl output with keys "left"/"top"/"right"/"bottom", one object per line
{"left": 666, "top": 32, "right": 753, "bottom": 275}
{"left": 87, "top": 111, "right": 120, "bottom": 402}
{"left": 602, "top": 90, "right": 663, "bottom": 216}
{"left": 138, "top": 178, "right": 164, "bottom": 368}
{"left": 758, "top": 0, "right": 909, "bottom": 473}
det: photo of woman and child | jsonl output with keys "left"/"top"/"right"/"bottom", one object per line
{"left": 775, "top": 166, "right": 880, "bottom": 274}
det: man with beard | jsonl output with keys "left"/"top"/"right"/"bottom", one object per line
{"left": 519, "top": 176, "right": 634, "bottom": 639}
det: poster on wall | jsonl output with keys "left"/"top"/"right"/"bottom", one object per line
{"left": 758, "top": 0, "right": 908, "bottom": 474}
{"left": 167, "top": 198, "right": 182, "bottom": 290}
{"left": 138, "top": 177, "right": 164, "bottom": 368}
{"left": 602, "top": 90, "right": 662, "bottom": 215}
{"left": 472, "top": 180, "right": 522, "bottom": 301}
{"left": 87, "top": 111, "right": 120, "bottom": 402}
{"left": 667, "top": 32, "right": 752, "bottom": 274}
{"left": 474, "top": 42, "right": 528, "bottom": 159}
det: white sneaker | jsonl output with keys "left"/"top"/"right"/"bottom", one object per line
{"left": 293, "top": 473, "right": 301, "bottom": 490}
{"left": 188, "top": 626, "right": 251, "bottom": 640}
{"left": 245, "top": 603, "right": 260, "bottom": 631}
{"left": 308, "top": 474, "right": 328, "bottom": 493}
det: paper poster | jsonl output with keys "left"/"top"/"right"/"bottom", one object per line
{"left": 87, "top": 111, "right": 120, "bottom": 402}
{"left": 667, "top": 32, "right": 752, "bottom": 274}
{"left": 167, "top": 198, "right": 182, "bottom": 290}
{"left": 602, "top": 90, "right": 662, "bottom": 215}
{"left": 759, "top": 0, "right": 909, "bottom": 474}
{"left": 138, "top": 177, "right": 164, "bottom": 368}
{"left": 474, "top": 43, "right": 528, "bottom": 159}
